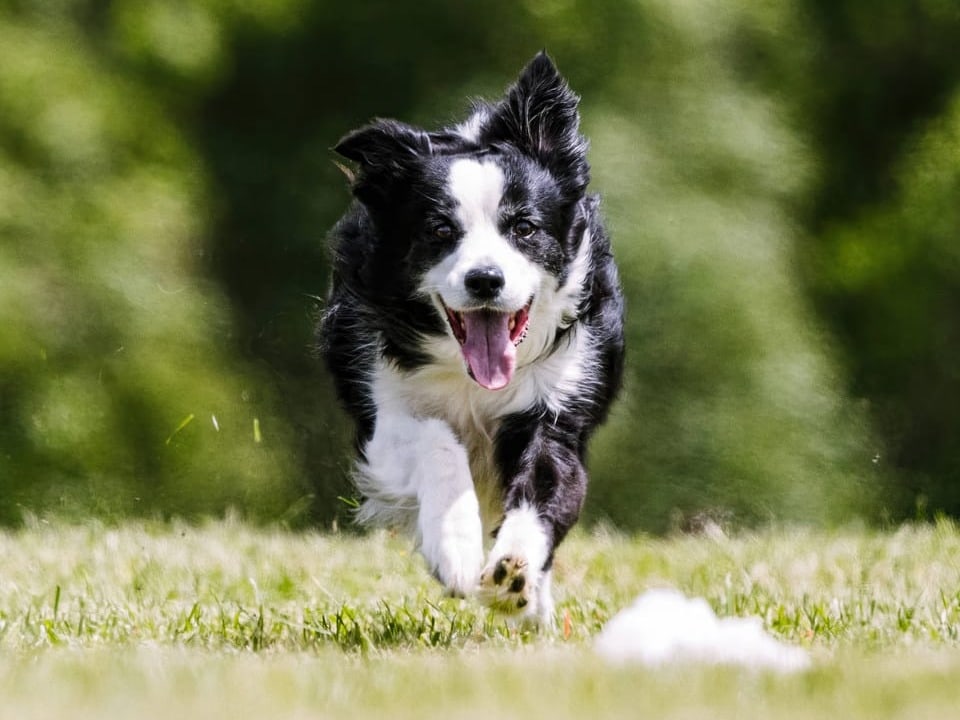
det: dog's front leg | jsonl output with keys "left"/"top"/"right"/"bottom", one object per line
{"left": 479, "top": 415, "right": 588, "bottom": 625}
{"left": 361, "top": 414, "right": 484, "bottom": 596}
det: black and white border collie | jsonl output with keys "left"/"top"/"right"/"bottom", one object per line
{"left": 320, "top": 53, "right": 624, "bottom": 624}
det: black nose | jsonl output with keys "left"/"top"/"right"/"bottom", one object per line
{"left": 464, "top": 266, "right": 505, "bottom": 300}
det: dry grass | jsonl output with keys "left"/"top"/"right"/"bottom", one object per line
{"left": 2, "top": 518, "right": 960, "bottom": 718}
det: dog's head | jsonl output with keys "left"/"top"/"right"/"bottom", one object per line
{"left": 335, "top": 53, "right": 592, "bottom": 390}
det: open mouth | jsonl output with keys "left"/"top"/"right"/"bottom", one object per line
{"left": 439, "top": 297, "right": 533, "bottom": 391}
{"left": 442, "top": 301, "right": 531, "bottom": 348}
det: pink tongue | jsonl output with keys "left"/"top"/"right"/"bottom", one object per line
{"left": 460, "top": 310, "right": 516, "bottom": 390}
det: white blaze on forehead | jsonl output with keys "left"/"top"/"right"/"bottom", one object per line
{"left": 454, "top": 109, "right": 488, "bottom": 143}
{"left": 448, "top": 158, "right": 505, "bottom": 230}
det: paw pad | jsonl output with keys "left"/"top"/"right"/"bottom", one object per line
{"left": 479, "top": 554, "right": 532, "bottom": 613}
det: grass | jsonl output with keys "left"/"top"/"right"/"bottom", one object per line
{"left": 3, "top": 518, "right": 960, "bottom": 718}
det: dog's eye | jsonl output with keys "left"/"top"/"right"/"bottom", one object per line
{"left": 512, "top": 220, "right": 537, "bottom": 239}
{"left": 433, "top": 223, "right": 455, "bottom": 241}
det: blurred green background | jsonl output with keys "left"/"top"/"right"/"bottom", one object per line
{"left": 2, "top": 0, "right": 958, "bottom": 531}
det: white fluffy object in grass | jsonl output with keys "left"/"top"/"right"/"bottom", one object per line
{"left": 595, "top": 589, "right": 811, "bottom": 673}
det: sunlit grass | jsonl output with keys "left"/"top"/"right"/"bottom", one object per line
{"left": 3, "top": 519, "right": 960, "bottom": 718}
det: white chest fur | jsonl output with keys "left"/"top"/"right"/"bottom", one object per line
{"left": 369, "top": 323, "right": 593, "bottom": 532}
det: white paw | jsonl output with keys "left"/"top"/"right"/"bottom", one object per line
{"left": 420, "top": 488, "right": 484, "bottom": 597}
{"left": 477, "top": 505, "right": 554, "bottom": 622}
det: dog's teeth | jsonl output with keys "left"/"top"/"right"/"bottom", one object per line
{"left": 508, "top": 316, "right": 516, "bottom": 331}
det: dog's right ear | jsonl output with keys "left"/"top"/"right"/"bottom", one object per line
{"left": 334, "top": 119, "right": 431, "bottom": 174}
{"left": 334, "top": 119, "right": 431, "bottom": 203}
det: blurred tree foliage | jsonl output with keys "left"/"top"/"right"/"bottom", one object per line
{"left": 0, "top": 0, "right": 957, "bottom": 529}
{"left": 0, "top": 1, "right": 314, "bottom": 524}
{"left": 795, "top": 1, "right": 960, "bottom": 519}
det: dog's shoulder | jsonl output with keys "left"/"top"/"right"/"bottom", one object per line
{"left": 574, "top": 195, "right": 626, "bottom": 418}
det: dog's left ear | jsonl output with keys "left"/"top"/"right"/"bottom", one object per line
{"left": 485, "top": 52, "right": 590, "bottom": 197}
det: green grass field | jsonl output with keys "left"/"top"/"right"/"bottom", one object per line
{"left": 3, "top": 518, "right": 960, "bottom": 719}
